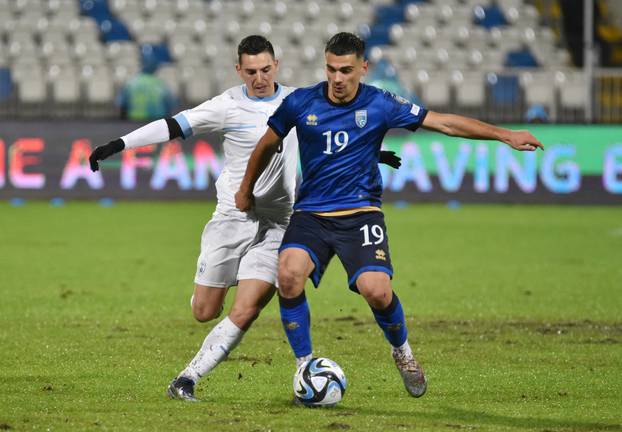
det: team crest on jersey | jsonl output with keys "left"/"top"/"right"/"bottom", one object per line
{"left": 306, "top": 114, "right": 318, "bottom": 126}
{"left": 355, "top": 110, "right": 367, "bottom": 128}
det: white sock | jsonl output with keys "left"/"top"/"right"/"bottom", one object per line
{"left": 296, "top": 354, "right": 313, "bottom": 368}
{"left": 179, "top": 316, "right": 244, "bottom": 383}
{"left": 393, "top": 340, "right": 413, "bottom": 357}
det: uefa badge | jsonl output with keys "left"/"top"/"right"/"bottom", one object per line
{"left": 355, "top": 110, "right": 367, "bottom": 128}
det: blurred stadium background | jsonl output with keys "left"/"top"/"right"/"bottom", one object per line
{"left": 0, "top": 0, "right": 621, "bottom": 204}
{"left": 1, "top": 0, "right": 621, "bottom": 122}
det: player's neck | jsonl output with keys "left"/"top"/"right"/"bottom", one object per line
{"left": 325, "top": 83, "right": 361, "bottom": 106}
{"left": 328, "top": 92, "right": 354, "bottom": 104}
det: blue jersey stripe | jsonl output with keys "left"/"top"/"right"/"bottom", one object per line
{"left": 173, "top": 113, "right": 193, "bottom": 138}
{"left": 348, "top": 265, "right": 393, "bottom": 288}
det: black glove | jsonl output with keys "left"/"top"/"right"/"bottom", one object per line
{"left": 379, "top": 150, "right": 401, "bottom": 169}
{"left": 89, "top": 138, "right": 125, "bottom": 172}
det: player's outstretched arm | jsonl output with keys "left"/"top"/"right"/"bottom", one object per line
{"left": 89, "top": 118, "right": 184, "bottom": 171}
{"left": 421, "top": 111, "right": 544, "bottom": 152}
{"left": 235, "top": 127, "right": 283, "bottom": 212}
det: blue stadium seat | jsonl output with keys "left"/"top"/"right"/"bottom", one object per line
{"left": 365, "top": 24, "right": 392, "bottom": 48}
{"left": 79, "top": 0, "right": 111, "bottom": 21}
{"left": 100, "top": 18, "right": 132, "bottom": 42}
{"left": 374, "top": 4, "right": 405, "bottom": 26}
{"left": 141, "top": 43, "right": 172, "bottom": 70}
{"left": 0, "top": 68, "right": 12, "bottom": 102}
{"left": 474, "top": 5, "right": 508, "bottom": 29}
{"left": 487, "top": 73, "right": 520, "bottom": 106}
{"left": 505, "top": 48, "right": 539, "bottom": 67}
{"left": 366, "top": 4, "right": 406, "bottom": 50}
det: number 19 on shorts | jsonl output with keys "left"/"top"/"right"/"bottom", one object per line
{"left": 360, "top": 224, "right": 384, "bottom": 246}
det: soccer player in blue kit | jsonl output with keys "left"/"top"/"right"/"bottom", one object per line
{"left": 235, "top": 32, "right": 543, "bottom": 398}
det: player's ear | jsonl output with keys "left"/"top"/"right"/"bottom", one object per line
{"left": 361, "top": 59, "right": 369, "bottom": 75}
{"left": 273, "top": 58, "right": 279, "bottom": 71}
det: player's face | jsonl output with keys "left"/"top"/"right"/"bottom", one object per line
{"left": 236, "top": 52, "right": 279, "bottom": 98}
{"left": 325, "top": 52, "right": 368, "bottom": 103}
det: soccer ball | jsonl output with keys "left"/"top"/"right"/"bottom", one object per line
{"left": 293, "top": 357, "right": 346, "bottom": 407}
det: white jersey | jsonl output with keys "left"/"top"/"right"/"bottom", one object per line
{"left": 174, "top": 84, "right": 297, "bottom": 222}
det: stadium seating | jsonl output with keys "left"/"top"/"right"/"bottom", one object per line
{"left": 0, "top": 0, "right": 590, "bottom": 122}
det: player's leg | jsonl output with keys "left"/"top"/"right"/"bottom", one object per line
{"left": 335, "top": 211, "right": 427, "bottom": 397}
{"left": 231, "top": 222, "right": 282, "bottom": 330}
{"left": 172, "top": 280, "right": 275, "bottom": 394}
{"left": 278, "top": 248, "right": 315, "bottom": 366}
{"left": 191, "top": 283, "right": 228, "bottom": 322}
{"left": 354, "top": 272, "right": 408, "bottom": 352}
{"left": 356, "top": 272, "right": 426, "bottom": 397}
{"left": 189, "top": 213, "right": 261, "bottom": 323}
{"left": 228, "top": 279, "right": 276, "bottom": 330}
{"left": 168, "top": 215, "right": 256, "bottom": 401}
{"left": 356, "top": 272, "right": 407, "bottom": 351}
{"left": 278, "top": 212, "right": 333, "bottom": 368}
{"left": 167, "top": 283, "right": 230, "bottom": 401}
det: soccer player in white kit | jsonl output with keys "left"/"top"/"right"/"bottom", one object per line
{"left": 89, "top": 35, "right": 296, "bottom": 401}
{"left": 89, "top": 35, "right": 401, "bottom": 401}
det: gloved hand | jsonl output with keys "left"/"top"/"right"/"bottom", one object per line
{"left": 379, "top": 150, "right": 401, "bottom": 169}
{"left": 89, "top": 138, "right": 125, "bottom": 172}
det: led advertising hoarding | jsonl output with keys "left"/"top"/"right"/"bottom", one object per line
{"left": 0, "top": 121, "right": 620, "bottom": 204}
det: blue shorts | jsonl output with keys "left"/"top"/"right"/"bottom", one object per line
{"left": 279, "top": 211, "right": 393, "bottom": 291}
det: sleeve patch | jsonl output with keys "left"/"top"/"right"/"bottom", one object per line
{"left": 393, "top": 94, "right": 410, "bottom": 105}
{"left": 173, "top": 112, "right": 193, "bottom": 138}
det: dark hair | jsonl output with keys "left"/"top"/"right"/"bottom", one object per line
{"left": 325, "top": 32, "right": 365, "bottom": 58}
{"left": 237, "top": 35, "right": 275, "bottom": 64}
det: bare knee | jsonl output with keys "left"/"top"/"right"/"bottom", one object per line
{"left": 357, "top": 272, "right": 392, "bottom": 309}
{"left": 191, "top": 285, "right": 227, "bottom": 322}
{"left": 192, "top": 299, "right": 223, "bottom": 322}
{"left": 277, "top": 264, "right": 307, "bottom": 298}
{"left": 278, "top": 250, "right": 313, "bottom": 298}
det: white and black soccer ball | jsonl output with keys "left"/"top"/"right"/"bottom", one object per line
{"left": 293, "top": 357, "right": 346, "bottom": 407}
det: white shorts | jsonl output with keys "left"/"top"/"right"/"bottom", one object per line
{"left": 194, "top": 212, "right": 286, "bottom": 288}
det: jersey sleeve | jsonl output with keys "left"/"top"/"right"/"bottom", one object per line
{"left": 267, "top": 92, "right": 298, "bottom": 138}
{"left": 383, "top": 91, "right": 428, "bottom": 131}
{"left": 172, "top": 93, "right": 231, "bottom": 138}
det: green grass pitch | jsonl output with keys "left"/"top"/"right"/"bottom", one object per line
{"left": 1, "top": 201, "right": 621, "bottom": 431}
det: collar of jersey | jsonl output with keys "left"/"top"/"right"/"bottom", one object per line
{"left": 243, "top": 83, "right": 281, "bottom": 102}
{"left": 323, "top": 82, "right": 363, "bottom": 107}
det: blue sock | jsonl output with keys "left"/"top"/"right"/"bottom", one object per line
{"left": 371, "top": 292, "right": 408, "bottom": 347}
{"left": 279, "top": 291, "right": 312, "bottom": 358}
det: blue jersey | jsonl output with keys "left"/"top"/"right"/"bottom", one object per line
{"left": 268, "top": 82, "right": 427, "bottom": 212}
